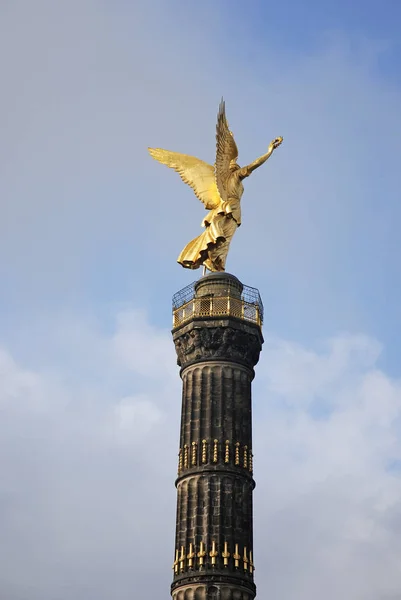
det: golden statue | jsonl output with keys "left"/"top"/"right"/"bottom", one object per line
{"left": 148, "top": 100, "right": 283, "bottom": 272}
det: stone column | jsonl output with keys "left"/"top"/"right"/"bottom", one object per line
{"left": 171, "top": 273, "right": 263, "bottom": 600}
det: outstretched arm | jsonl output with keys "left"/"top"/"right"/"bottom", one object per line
{"left": 239, "top": 136, "right": 283, "bottom": 179}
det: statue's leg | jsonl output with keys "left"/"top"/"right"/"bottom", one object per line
{"left": 206, "top": 217, "right": 237, "bottom": 271}
{"left": 203, "top": 256, "right": 216, "bottom": 271}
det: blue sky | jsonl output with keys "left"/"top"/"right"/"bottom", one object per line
{"left": 2, "top": 0, "right": 401, "bottom": 367}
{"left": 1, "top": 1, "right": 401, "bottom": 599}
{"left": 237, "top": 0, "right": 401, "bottom": 62}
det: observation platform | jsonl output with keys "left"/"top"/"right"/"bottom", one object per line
{"left": 172, "top": 272, "right": 264, "bottom": 329}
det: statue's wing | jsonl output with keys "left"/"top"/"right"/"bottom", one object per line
{"left": 148, "top": 148, "right": 221, "bottom": 210}
{"left": 215, "top": 99, "right": 238, "bottom": 203}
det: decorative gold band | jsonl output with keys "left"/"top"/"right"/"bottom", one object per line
{"left": 173, "top": 541, "right": 254, "bottom": 574}
{"left": 177, "top": 439, "right": 253, "bottom": 475}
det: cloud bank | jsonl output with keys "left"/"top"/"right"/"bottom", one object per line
{"left": 1, "top": 308, "right": 401, "bottom": 599}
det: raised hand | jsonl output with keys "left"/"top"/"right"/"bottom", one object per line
{"left": 268, "top": 137, "right": 283, "bottom": 153}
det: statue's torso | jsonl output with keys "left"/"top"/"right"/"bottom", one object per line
{"left": 201, "top": 171, "right": 243, "bottom": 228}
{"left": 225, "top": 171, "right": 243, "bottom": 225}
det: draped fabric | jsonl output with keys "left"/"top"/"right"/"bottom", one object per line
{"left": 177, "top": 206, "right": 239, "bottom": 272}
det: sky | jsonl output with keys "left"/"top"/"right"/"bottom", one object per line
{"left": 1, "top": 0, "right": 401, "bottom": 598}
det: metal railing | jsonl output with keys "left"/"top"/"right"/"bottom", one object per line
{"left": 172, "top": 282, "right": 263, "bottom": 328}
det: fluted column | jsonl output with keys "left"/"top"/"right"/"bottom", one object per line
{"left": 171, "top": 274, "right": 263, "bottom": 600}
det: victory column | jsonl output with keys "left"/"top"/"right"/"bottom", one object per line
{"left": 149, "top": 100, "right": 282, "bottom": 600}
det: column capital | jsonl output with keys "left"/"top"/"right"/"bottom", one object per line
{"left": 173, "top": 320, "right": 263, "bottom": 371}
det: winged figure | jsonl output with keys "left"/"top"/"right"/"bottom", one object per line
{"left": 148, "top": 99, "right": 283, "bottom": 272}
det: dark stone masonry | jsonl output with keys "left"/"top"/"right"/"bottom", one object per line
{"left": 171, "top": 273, "right": 264, "bottom": 600}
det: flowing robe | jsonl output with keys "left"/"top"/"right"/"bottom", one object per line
{"left": 177, "top": 167, "right": 248, "bottom": 271}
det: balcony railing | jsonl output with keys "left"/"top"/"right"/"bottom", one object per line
{"left": 172, "top": 281, "right": 263, "bottom": 329}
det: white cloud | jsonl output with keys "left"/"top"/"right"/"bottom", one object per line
{"left": 0, "top": 308, "right": 180, "bottom": 600}
{"left": 0, "top": 349, "right": 40, "bottom": 406}
{"left": 114, "top": 394, "right": 162, "bottom": 443}
{"left": 0, "top": 307, "right": 401, "bottom": 598}
{"left": 259, "top": 332, "right": 382, "bottom": 403}
{"left": 112, "top": 309, "right": 176, "bottom": 380}
{"left": 254, "top": 332, "right": 401, "bottom": 600}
